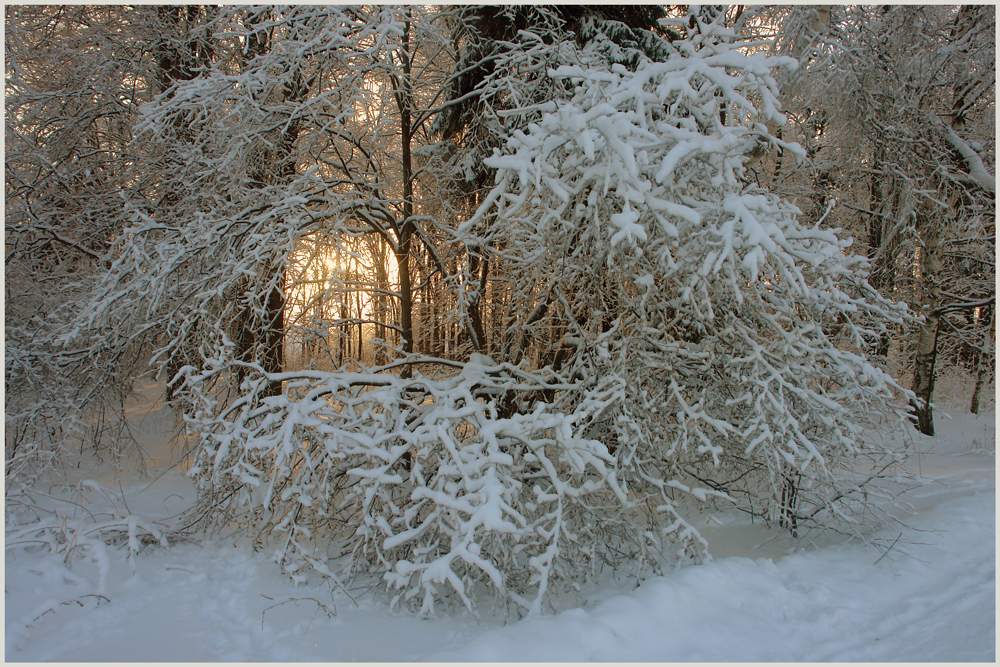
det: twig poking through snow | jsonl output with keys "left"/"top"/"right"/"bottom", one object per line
{"left": 873, "top": 531, "right": 903, "bottom": 566}
{"left": 259, "top": 594, "right": 336, "bottom": 632}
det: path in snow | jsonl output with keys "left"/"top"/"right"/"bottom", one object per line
{"left": 4, "top": 387, "right": 995, "bottom": 661}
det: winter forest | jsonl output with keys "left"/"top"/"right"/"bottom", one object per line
{"left": 5, "top": 4, "right": 996, "bottom": 661}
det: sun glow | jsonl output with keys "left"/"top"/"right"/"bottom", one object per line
{"left": 285, "top": 233, "right": 399, "bottom": 370}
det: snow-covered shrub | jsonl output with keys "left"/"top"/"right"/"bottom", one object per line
{"left": 462, "top": 12, "right": 914, "bottom": 536}
{"left": 26, "top": 6, "right": 917, "bottom": 617}
{"left": 164, "top": 10, "right": 916, "bottom": 616}
{"left": 5, "top": 481, "right": 171, "bottom": 596}
{"left": 179, "top": 353, "right": 696, "bottom": 616}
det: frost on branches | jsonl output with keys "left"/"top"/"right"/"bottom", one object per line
{"left": 181, "top": 354, "right": 645, "bottom": 617}
{"left": 44, "top": 9, "right": 915, "bottom": 617}
{"left": 463, "top": 13, "right": 912, "bottom": 558}
{"left": 170, "top": 12, "right": 915, "bottom": 616}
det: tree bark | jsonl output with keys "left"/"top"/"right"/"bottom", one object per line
{"left": 394, "top": 11, "right": 416, "bottom": 373}
{"left": 909, "top": 221, "right": 944, "bottom": 436}
{"left": 248, "top": 8, "right": 309, "bottom": 396}
{"left": 261, "top": 277, "right": 285, "bottom": 397}
{"left": 155, "top": 6, "right": 212, "bottom": 403}
{"left": 865, "top": 146, "right": 900, "bottom": 358}
{"left": 465, "top": 251, "right": 488, "bottom": 353}
{"left": 970, "top": 306, "right": 994, "bottom": 414}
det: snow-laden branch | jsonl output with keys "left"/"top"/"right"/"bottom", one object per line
{"left": 463, "top": 8, "right": 914, "bottom": 553}
{"left": 944, "top": 125, "right": 995, "bottom": 194}
{"left": 177, "top": 353, "right": 691, "bottom": 616}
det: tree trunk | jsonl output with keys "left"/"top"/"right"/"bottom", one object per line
{"left": 911, "top": 6, "right": 986, "bottom": 433}
{"left": 465, "top": 251, "right": 488, "bottom": 353}
{"left": 970, "top": 306, "right": 994, "bottom": 414}
{"left": 155, "top": 6, "right": 212, "bottom": 403}
{"left": 394, "top": 11, "right": 416, "bottom": 373}
{"left": 866, "top": 146, "right": 901, "bottom": 358}
{"left": 356, "top": 279, "right": 364, "bottom": 363}
{"left": 910, "top": 226, "right": 944, "bottom": 435}
{"left": 373, "top": 237, "right": 389, "bottom": 364}
{"left": 247, "top": 8, "right": 308, "bottom": 396}
{"left": 396, "top": 234, "right": 415, "bottom": 359}
{"left": 778, "top": 471, "right": 800, "bottom": 537}
{"left": 262, "top": 277, "right": 285, "bottom": 397}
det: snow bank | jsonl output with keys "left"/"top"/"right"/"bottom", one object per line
{"left": 6, "top": 409, "right": 993, "bottom": 661}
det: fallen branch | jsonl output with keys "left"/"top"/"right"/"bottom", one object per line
{"left": 259, "top": 594, "right": 336, "bottom": 631}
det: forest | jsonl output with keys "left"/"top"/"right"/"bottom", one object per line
{"left": 4, "top": 4, "right": 996, "bottom": 660}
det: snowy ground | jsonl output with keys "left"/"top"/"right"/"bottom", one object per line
{"left": 5, "top": 382, "right": 995, "bottom": 661}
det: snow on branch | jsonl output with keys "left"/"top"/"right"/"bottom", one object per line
{"left": 945, "top": 125, "right": 996, "bottom": 194}
{"left": 177, "top": 353, "right": 694, "bottom": 616}
{"left": 462, "top": 8, "right": 914, "bottom": 557}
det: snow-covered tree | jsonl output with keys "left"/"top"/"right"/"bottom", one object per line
{"left": 5, "top": 6, "right": 191, "bottom": 478}
{"left": 8, "top": 6, "right": 939, "bottom": 619}
{"left": 167, "top": 9, "right": 912, "bottom": 615}
{"left": 758, "top": 5, "right": 996, "bottom": 431}
{"left": 463, "top": 9, "right": 912, "bottom": 540}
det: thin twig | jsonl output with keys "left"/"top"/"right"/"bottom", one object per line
{"left": 259, "top": 595, "right": 336, "bottom": 632}
{"left": 873, "top": 531, "right": 903, "bottom": 565}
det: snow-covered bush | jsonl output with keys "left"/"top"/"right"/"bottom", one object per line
{"left": 14, "top": 6, "right": 919, "bottom": 618}
{"left": 5, "top": 480, "right": 171, "bottom": 595}
{"left": 462, "top": 12, "right": 913, "bottom": 536}
{"left": 169, "top": 10, "right": 913, "bottom": 616}
{"left": 179, "top": 353, "right": 693, "bottom": 616}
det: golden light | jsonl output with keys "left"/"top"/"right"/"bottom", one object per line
{"left": 284, "top": 232, "right": 399, "bottom": 370}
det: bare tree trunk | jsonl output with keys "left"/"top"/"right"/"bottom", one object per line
{"left": 396, "top": 239, "right": 415, "bottom": 362}
{"left": 865, "top": 147, "right": 901, "bottom": 358}
{"left": 778, "top": 470, "right": 800, "bottom": 537}
{"left": 465, "top": 251, "right": 488, "bottom": 353}
{"left": 970, "top": 306, "right": 994, "bottom": 414}
{"left": 372, "top": 236, "right": 389, "bottom": 364}
{"left": 394, "top": 11, "right": 416, "bottom": 372}
{"left": 910, "top": 223, "right": 944, "bottom": 436}
{"left": 421, "top": 248, "right": 431, "bottom": 355}
{"left": 261, "top": 276, "right": 285, "bottom": 397}
{"left": 356, "top": 278, "right": 364, "bottom": 363}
